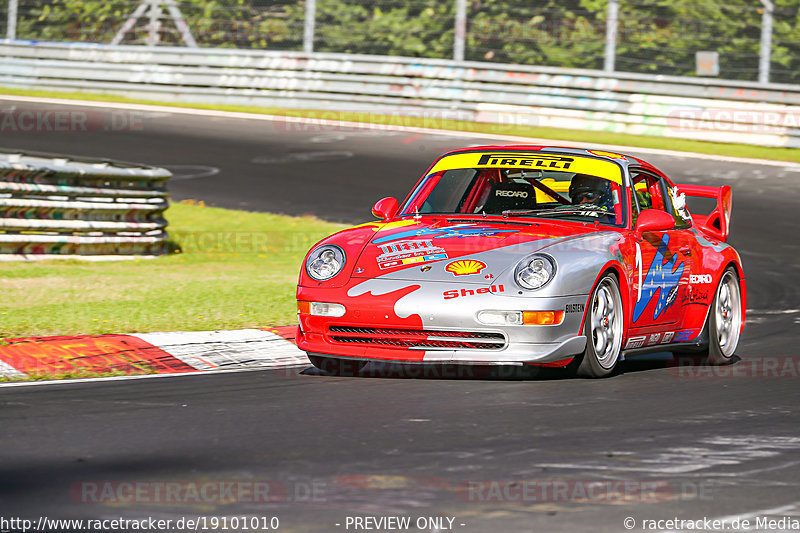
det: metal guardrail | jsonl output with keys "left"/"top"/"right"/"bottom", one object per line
{"left": 0, "top": 149, "right": 171, "bottom": 260}
{"left": 1, "top": 40, "right": 800, "bottom": 148}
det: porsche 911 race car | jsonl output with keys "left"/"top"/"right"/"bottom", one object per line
{"left": 296, "top": 146, "right": 745, "bottom": 378}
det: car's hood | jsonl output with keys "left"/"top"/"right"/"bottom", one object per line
{"left": 351, "top": 218, "right": 593, "bottom": 283}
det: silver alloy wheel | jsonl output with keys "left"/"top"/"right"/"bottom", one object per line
{"left": 715, "top": 270, "right": 741, "bottom": 358}
{"left": 590, "top": 278, "right": 624, "bottom": 369}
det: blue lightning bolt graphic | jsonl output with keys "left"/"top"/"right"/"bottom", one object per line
{"left": 633, "top": 234, "right": 685, "bottom": 323}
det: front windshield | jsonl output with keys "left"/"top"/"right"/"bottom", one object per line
{"left": 400, "top": 155, "right": 626, "bottom": 227}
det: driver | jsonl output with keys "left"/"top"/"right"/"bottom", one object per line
{"left": 569, "top": 174, "right": 614, "bottom": 210}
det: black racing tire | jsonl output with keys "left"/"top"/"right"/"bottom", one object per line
{"left": 704, "top": 267, "right": 743, "bottom": 365}
{"left": 569, "top": 273, "right": 624, "bottom": 378}
{"left": 308, "top": 355, "right": 367, "bottom": 376}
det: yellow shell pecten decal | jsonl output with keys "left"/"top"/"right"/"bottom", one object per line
{"left": 430, "top": 151, "right": 623, "bottom": 184}
{"left": 445, "top": 259, "right": 487, "bottom": 276}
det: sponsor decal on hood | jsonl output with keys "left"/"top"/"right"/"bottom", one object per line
{"left": 351, "top": 219, "right": 584, "bottom": 281}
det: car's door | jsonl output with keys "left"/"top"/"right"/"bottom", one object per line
{"left": 627, "top": 169, "right": 695, "bottom": 337}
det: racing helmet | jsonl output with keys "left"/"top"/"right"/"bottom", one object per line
{"left": 569, "top": 174, "right": 614, "bottom": 209}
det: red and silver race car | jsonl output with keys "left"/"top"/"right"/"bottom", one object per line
{"left": 296, "top": 146, "right": 745, "bottom": 378}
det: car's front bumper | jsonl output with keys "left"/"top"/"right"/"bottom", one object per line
{"left": 297, "top": 280, "right": 590, "bottom": 365}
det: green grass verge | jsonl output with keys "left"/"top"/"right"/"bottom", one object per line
{"left": 2, "top": 87, "right": 799, "bottom": 163}
{"left": 0, "top": 200, "right": 346, "bottom": 338}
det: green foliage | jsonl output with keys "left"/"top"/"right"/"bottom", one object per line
{"left": 293, "top": 0, "right": 456, "bottom": 57}
{"left": 467, "top": 0, "right": 605, "bottom": 69}
{"left": 465, "top": 0, "right": 784, "bottom": 80}
{"left": 16, "top": 0, "right": 300, "bottom": 48}
{"left": 771, "top": 0, "right": 800, "bottom": 83}
{"left": 611, "top": 0, "right": 764, "bottom": 81}
{"left": 11, "top": 0, "right": 800, "bottom": 83}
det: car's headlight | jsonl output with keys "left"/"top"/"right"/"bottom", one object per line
{"left": 514, "top": 254, "right": 556, "bottom": 290}
{"left": 306, "top": 245, "right": 346, "bottom": 281}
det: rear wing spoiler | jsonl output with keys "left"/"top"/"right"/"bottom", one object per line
{"left": 676, "top": 184, "right": 732, "bottom": 242}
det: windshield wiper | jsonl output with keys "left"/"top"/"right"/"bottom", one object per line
{"left": 501, "top": 205, "right": 609, "bottom": 218}
{"left": 500, "top": 208, "right": 554, "bottom": 217}
{"left": 445, "top": 218, "right": 527, "bottom": 225}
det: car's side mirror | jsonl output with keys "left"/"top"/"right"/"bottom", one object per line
{"left": 372, "top": 197, "right": 399, "bottom": 221}
{"left": 635, "top": 208, "right": 675, "bottom": 234}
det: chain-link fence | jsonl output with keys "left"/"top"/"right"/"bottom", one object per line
{"left": 3, "top": 0, "right": 799, "bottom": 84}
{"left": 4, "top": 0, "right": 304, "bottom": 49}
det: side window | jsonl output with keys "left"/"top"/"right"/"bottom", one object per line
{"left": 632, "top": 174, "right": 652, "bottom": 212}
{"left": 631, "top": 169, "right": 691, "bottom": 229}
{"left": 631, "top": 172, "right": 664, "bottom": 225}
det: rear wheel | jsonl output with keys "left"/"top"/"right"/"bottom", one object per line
{"left": 308, "top": 355, "right": 367, "bottom": 376}
{"left": 570, "top": 274, "right": 624, "bottom": 378}
{"left": 705, "top": 267, "right": 742, "bottom": 365}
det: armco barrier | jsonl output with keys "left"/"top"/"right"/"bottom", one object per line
{"left": 0, "top": 150, "right": 171, "bottom": 260}
{"left": 2, "top": 41, "right": 800, "bottom": 148}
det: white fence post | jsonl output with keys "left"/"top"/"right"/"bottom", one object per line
{"left": 147, "top": 0, "right": 162, "bottom": 46}
{"left": 604, "top": 0, "right": 618, "bottom": 73}
{"left": 6, "top": 0, "right": 18, "bottom": 40}
{"left": 759, "top": 0, "right": 773, "bottom": 84}
{"left": 303, "top": 0, "right": 316, "bottom": 54}
{"left": 454, "top": 0, "right": 467, "bottom": 62}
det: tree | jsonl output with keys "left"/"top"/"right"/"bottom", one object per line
{"left": 16, "top": 0, "right": 297, "bottom": 48}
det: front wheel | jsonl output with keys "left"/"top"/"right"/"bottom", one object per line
{"left": 705, "top": 267, "right": 742, "bottom": 365}
{"left": 569, "top": 274, "right": 624, "bottom": 378}
{"left": 308, "top": 355, "right": 367, "bottom": 376}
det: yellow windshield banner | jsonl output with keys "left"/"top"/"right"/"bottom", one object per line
{"left": 429, "top": 152, "right": 623, "bottom": 184}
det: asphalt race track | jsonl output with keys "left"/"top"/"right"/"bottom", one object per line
{"left": 2, "top": 99, "right": 800, "bottom": 532}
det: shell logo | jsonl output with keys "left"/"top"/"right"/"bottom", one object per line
{"left": 445, "top": 259, "right": 486, "bottom": 276}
